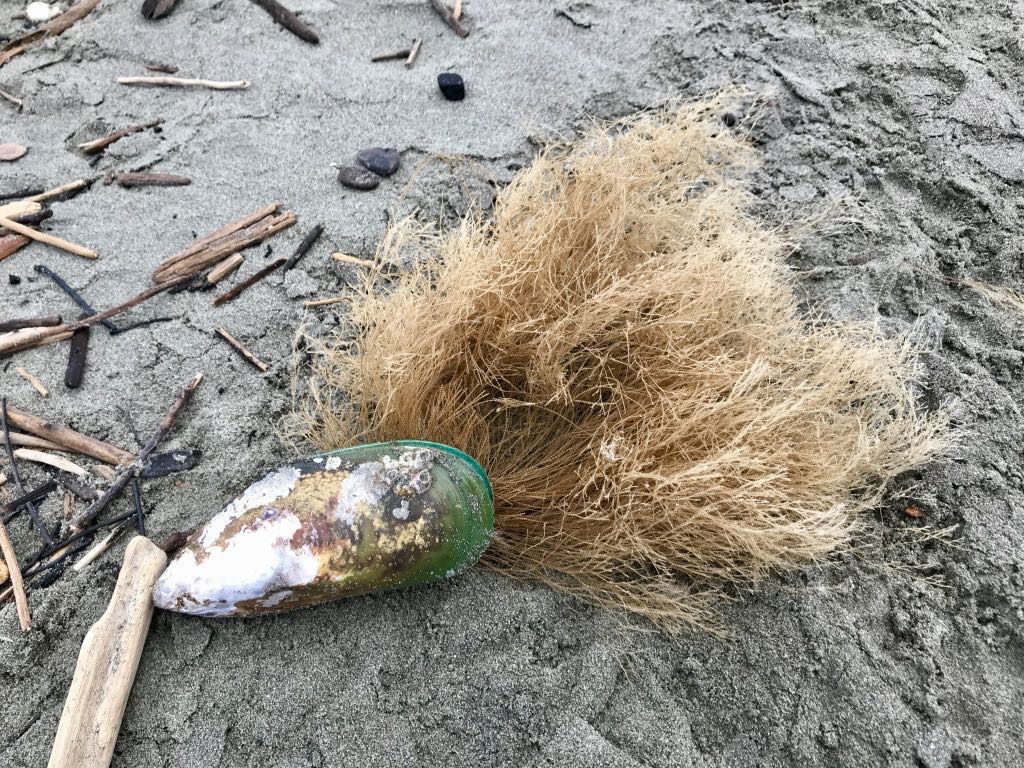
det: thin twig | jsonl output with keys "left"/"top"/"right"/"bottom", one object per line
{"left": 0, "top": 314, "right": 62, "bottom": 333}
{"left": 284, "top": 224, "right": 323, "bottom": 270}
{"left": 212, "top": 257, "right": 287, "bottom": 306}
{"left": 331, "top": 252, "right": 376, "bottom": 267}
{"left": 117, "top": 76, "right": 250, "bottom": 90}
{"left": 0, "top": 216, "right": 97, "bottom": 259}
{"left": 405, "top": 39, "right": 422, "bottom": 68}
{"left": 115, "top": 172, "right": 191, "bottom": 188}
{"left": 2, "top": 481, "right": 56, "bottom": 520}
{"left": 0, "top": 518, "right": 30, "bottom": 629}
{"left": 26, "top": 178, "right": 90, "bottom": 204}
{"left": 131, "top": 478, "right": 145, "bottom": 535}
{"left": 77, "top": 119, "right": 162, "bottom": 155}
{"left": 34, "top": 264, "right": 119, "bottom": 333}
{"left": 214, "top": 327, "right": 269, "bottom": 372}
{"left": 429, "top": 0, "right": 469, "bottom": 37}
{"left": 72, "top": 523, "right": 128, "bottom": 571}
{"left": 0, "top": 86, "right": 23, "bottom": 108}
{"left": 303, "top": 296, "right": 347, "bottom": 308}
{"left": 15, "top": 367, "right": 49, "bottom": 398}
{"left": 70, "top": 373, "right": 203, "bottom": 531}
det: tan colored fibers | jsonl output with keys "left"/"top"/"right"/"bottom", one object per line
{"left": 293, "top": 94, "right": 947, "bottom": 630}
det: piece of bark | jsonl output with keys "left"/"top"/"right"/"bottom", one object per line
{"left": 0, "top": 0, "right": 102, "bottom": 68}
{"left": 0, "top": 315, "right": 62, "bottom": 333}
{"left": 4, "top": 406, "right": 134, "bottom": 465}
{"left": 115, "top": 172, "right": 191, "bottom": 188}
{"left": 46, "top": 537, "right": 167, "bottom": 767}
{"left": 214, "top": 326, "right": 269, "bottom": 372}
{"left": 64, "top": 322, "right": 90, "bottom": 389}
{"left": 0, "top": 234, "right": 30, "bottom": 262}
{"left": 249, "top": 0, "right": 320, "bottom": 44}
{"left": 140, "top": 0, "right": 179, "bottom": 20}
{"left": 77, "top": 120, "right": 162, "bottom": 155}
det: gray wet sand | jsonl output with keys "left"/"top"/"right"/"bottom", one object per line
{"left": 1, "top": 1, "right": 1023, "bottom": 766}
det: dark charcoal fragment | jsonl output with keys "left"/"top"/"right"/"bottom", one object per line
{"left": 142, "top": 448, "right": 202, "bottom": 478}
{"left": 8, "top": 275, "right": 21, "bottom": 285}
{"left": 64, "top": 322, "right": 90, "bottom": 389}
{"left": 356, "top": 148, "right": 401, "bottom": 177}
{"left": 141, "top": 0, "right": 179, "bottom": 19}
{"left": 437, "top": 72, "right": 466, "bottom": 101}
{"left": 337, "top": 165, "right": 380, "bottom": 191}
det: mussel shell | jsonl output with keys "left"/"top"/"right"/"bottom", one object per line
{"left": 153, "top": 441, "right": 493, "bottom": 617}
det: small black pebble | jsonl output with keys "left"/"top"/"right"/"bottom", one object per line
{"left": 8, "top": 274, "right": 20, "bottom": 285}
{"left": 356, "top": 147, "right": 401, "bottom": 177}
{"left": 337, "top": 165, "right": 380, "bottom": 191}
{"left": 438, "top": 72, "right": 466, "bottom": 101}
{"left": 722, "top": 112, "right": 737, "bottom": 127}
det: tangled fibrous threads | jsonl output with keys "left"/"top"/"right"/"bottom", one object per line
{"left": 294, "top": 93, "right": 947, "bottom": 631}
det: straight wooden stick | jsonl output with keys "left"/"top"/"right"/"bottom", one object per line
{"left": 0, "top": 216, "right": 98, "bottom": 259}
{"left": 117, "top": 76, "right": 250, "bottom": 90}
{"left": 47, "top": 536, "right": 167, "bottom": 768}
{"left": 5, "top": 406, "right": 134, "bottom": 465}
{"left": 0, "top": 518, "right": 30, "bottom": 629}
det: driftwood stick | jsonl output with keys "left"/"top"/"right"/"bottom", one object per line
{"left": 34, "top": 264, "right": 119, "bottom": 333}
{"left": 0, "top": 200, "right": 42, "bottom": 219}
{"left": 179, "top": 202, "right": 281, "bottom": 256}
{"left": 47, "top": 537, "right": 167, "bottom": 767}
{"left": 214, "top": 327, "right": 268, "bottom": 372}
{"left": 15, "top": 367, "right": 49, "bottom": 398}
{"left": 453, "top": 0, "right": 462, "bottom": 20}
{"left": 303, "top": 296, "right": 347, "bottom": 308}
{"left": 405, "top": 39, "right": 422, "bottom": 68}
{"left": 284, "top": 223, "right": 323, "bottom": 270}
{"left": 0, "top": 518, "right": 30, "bottom": 629}
{"left": 117, "top": 76, "right": 250, "bottom": 90}
{"left": 72, "top": 523, "right": 129, "bottom": 571}
{"left": 212, "top": 257, "right": 286, "bottom": 306}
{"left": 0, "top": 216, "right": 98, "bottom": 259}
{"left": 0, "top": 234, "right": 30, "bottom": 262}
{"left": 8, "top": 432, "right": 64, "bottom": 451}
{"left": 26, "top": 179, "right": 91, "bottom": 204}
{"left": 0, "top": 86, "right": 23, "bottom": 108}
{"left": 371, "top": 48, "right": 411, "bottom": 63}
{"left": 430, "top": 0, "right": 469, "bottom": 37}
{"left": 206, "top": 253, "right": 244, "bottom": 284}
{"left": 115, "top": 172, "right": 191, "bottom": 188}
{"left": 0, "top": 315, "right": 62, "bottom": 333}
{"left": 69, "top": 374, "right": 203, "bottom": 531}
{"left": 13, "top": 449, "right": 89, "bottom": 478}
{"left": 77, "top": 120, "right": 162, "bottom": 155}
{"left": 249, "top": 0, "right": 320, "bottom": 44}
{"left": 331, "top": 252, "right": 376, "bottom": 267}
{"left": 64, "top": 322, "right": 90, "bottom": 389}
{"left": 0, "top": 0, "right": 101, "bottom": 69}
{"left": 5, "top": 406, "right": 134, "bottom": 466}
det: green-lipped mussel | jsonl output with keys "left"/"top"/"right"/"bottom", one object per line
{"left": 153, "top": 442, "right": 493, "bottom": 617}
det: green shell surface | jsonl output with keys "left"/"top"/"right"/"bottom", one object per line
{"left": 153, "top": 441, "right": 493, "bottom": 617}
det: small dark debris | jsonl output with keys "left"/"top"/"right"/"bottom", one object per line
{"left": 143, "top": 448, "right": 202, "bottom": 478}
{"left": 723, "top": 112, "right": 737, "bottom": 127}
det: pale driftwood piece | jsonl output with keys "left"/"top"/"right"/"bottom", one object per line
{"left": 0, "top": 87, "right": 23, "bottom": 108}
{"left": 0, "top": 216, "right": 98, "bottom": 259}
{"left": 214, "top": 326, "right": 268, "bottom": 372}
{"left": 0, "top": 199, "right": 41, "bottom": 219}
{"left": 115, "top": 172, "right": 191, "bottom": 188}
{"left": 0, "top": 555, "right": 8, "bottom": 585}
{"left": 46, "top": 537, "right": 167, "bottom": 768}
{"left": 13, "top": 448, "right": 89, "bottom": 477}
{"left": 0, "top": 471, "right": 6, "bottom": 486}
{"left": 15, "top": 367, "right": 49, "bottom": 397}
{"left": 0, "top": 518, "right": 30, "bottom": 630}
{"left": 26, "top": 178, "right": 90, "bottom": 203}
{"left": 72, "top": 524, "right": 128, "bottom": 571}
{"left": 331, "top": 251, "right": 376, "bottom": 267}
{"left": 77, "top": 120, "right": 162, "bottom": 155}
{"left": 117, "top": 76, "right": 250, "bottom": 90}
{"left": 371, "top": 48, "right": 411, "bottom": 62}
{"left": 405, "top": 39, "right": 422, "bottom": 68}
{"left": 0, "top": 234, "right": 30, "bottom": 262}
{"left": 430, "top": 0, "right": 469, "bottom": 37}
{"left": 206, "top": 253, "right": 244, "bottom": 284}
{"left": 0, "top": 314, "right": 62, "bottom": 333}
{"left": 212, "top": 257, "right": 286, "bottom": 307}
{"left": 303, "top": 296, "right": 347, "bottom": 308}
{"left": 70, "top": 374, "right": 203, "bottom": 531}
{"left": 9, "top": 431, "right": 63, "bottom": 451}
{"left": 177, "top": 202, "right": 281, "bottom": 256}
{"left": 0, "top": 0, "right": 101, "bottom": 68}
{"left": 5, "top": 406, "right": 134, "bottom": 465}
